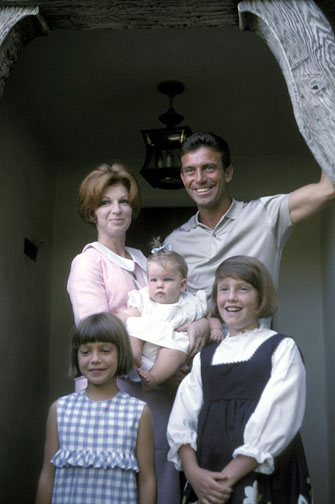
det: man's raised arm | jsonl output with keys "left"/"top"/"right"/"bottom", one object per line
{"left": 289, "top": 170, "right": 335, "bottom": 225}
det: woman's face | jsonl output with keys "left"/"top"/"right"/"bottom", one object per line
{"left": 95, "top": 183, "right": 132, "bottom": 242}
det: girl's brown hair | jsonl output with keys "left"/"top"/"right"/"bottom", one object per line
{"left": 78, "top": 163, "right": 141, "bottom": 224}
{"left": 211, "top": 255, "right": 278, "bottom": 320}
{"left": 69, "top": 312, "right": 134, "bottom": 378}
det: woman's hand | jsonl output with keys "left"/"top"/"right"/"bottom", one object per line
{"left": 176, "top": 318, "right": 209, "bottom": 358}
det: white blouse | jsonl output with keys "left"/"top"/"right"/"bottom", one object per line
{"left": 167, "top": 327, "right": 306, "bottom": 474}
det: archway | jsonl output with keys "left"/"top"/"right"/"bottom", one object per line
{"left": 1, "top": 2, "right": 334, "bottom": 502}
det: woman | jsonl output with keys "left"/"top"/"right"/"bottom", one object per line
{"left": 68, "top": 163, "right": 146, "bottom": 325}
{"left": 67, "top": 163, "right": 188, "bottom": 504}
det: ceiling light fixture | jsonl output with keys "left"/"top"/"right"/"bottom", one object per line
{"left": 140, "top": 80, "right": 192, "bottom": 189}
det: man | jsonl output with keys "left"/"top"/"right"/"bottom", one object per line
{"left": 165, "top": 132, "right": 335, "bottom": 301}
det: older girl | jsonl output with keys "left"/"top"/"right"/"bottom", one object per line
{"left": 167, "top": 256, "right": 312, "bottom": 504}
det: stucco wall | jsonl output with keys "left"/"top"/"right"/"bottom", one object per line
{"left": 0, "top": 86, "right": 56, "bottom": 501}
{"left": 321, "top": 204, "right": 335, "bottom": 498}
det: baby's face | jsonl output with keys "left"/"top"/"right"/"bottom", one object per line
{"left": 147, "top": 262, "right": 186, "bottom": 304}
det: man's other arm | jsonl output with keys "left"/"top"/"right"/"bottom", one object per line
{"left": 289, "top": 170, "right": 335, "bottom": 225}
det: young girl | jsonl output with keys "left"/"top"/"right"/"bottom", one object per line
{"left": 36, "top": 312, "right": 156, "bottom": 504}
{"left": 167, "top": 255, "right": 312, "bottom": 504}
{"left": 117, "top": 240, "right": 208, "bottom": 391}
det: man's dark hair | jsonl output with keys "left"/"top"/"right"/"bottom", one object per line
{"left": 181, "top": 132, "right": 231, "bottom": 169}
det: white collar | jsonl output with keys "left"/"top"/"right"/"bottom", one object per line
{"left": 83, "top": 241, "right": 147, "bottom": 273}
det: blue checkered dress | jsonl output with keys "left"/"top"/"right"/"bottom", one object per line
{"left": 51, "top": 391, "right": 146, "bottom": 503}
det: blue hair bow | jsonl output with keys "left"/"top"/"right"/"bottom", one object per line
{"left": 151, "top": 243, "right": 172, "bottom": 254}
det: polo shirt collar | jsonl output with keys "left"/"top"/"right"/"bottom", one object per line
{"left": 83, "top": 241, "right": 147, "bottom": 272}
{"left": 182, "top": 199, "right": 243, "bottom": 230}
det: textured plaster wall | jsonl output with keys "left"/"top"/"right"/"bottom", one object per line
{"left": 321, "top": 205, "right": 335, "bottom": 498}
{"left": 0, "top": 87, "right": 56, "bottom": 501}
{"left": 49, "top": 152, "right": 330, "bottom": 503}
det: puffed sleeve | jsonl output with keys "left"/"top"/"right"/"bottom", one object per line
{"left": 127, "top": 288, "right": 145, "bottom": 312}
{"left": 194, "top": 289, "right": 208, "bottom": 317}
{"left": 167, "top": 353, "right": 204, "bottom": 470}
{"left": 67, "top": 252, "right": 109, "bottom": 325}
{"left": 233, "top": 337, "right": 306, "bottom": 474}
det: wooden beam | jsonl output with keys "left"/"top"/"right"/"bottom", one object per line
{"left": 239, "top": 0, "right": 335, "bottom": 183}
{"left": 0, "top": 1, "right": 240, "bottom": 30}
{"left": 0, "top": 1, "right": 333, "bottom": 29}
{"left": 0, "top": 7, "right": 48, "bottom": 99}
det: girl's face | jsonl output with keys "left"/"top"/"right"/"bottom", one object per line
{"left": 147, "top": 262, "right": 187, "bottom": 304}
{"left": 78, "top": 341, "right": 119, "bottom": 386}
{"left": 216, "top": 276, "right": 260, "bottom": 336}
{"left": 95, "top": 183, "right": 132, "bottom": 242}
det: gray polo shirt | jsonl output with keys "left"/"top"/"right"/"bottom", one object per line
{"left": 165, "top": 194, "right": 292, "bottom": 301}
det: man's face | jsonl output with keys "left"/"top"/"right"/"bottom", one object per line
{"left": 180, "top": 147, "right": 233, "bottom": 210}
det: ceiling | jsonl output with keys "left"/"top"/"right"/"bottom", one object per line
{"left": 2, "top": 4, "right": 322, "bottom": 204}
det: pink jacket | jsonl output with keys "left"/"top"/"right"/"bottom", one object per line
{"left": 67, "top": 242, "right": 147, "bottom": 325}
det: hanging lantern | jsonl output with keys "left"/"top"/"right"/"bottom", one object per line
{"left": 141, "top": 80, "right": 192, "bottom": 189}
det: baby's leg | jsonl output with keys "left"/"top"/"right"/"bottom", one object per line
{"left": 137, "top": 348, "right": 186, "bottom": 392}
{"left": 129, "top": 336, "right": 144, "bottom": 368}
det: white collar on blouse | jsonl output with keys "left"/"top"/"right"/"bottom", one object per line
{"left": 212, "top": 325, "right": 277, "bottom": 365}
{"left": 83, "top": 241, "right": 147, "bottom": 273}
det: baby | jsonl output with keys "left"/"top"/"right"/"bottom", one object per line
{"left": 118, "top": 240, "right": 207, "bottom": 391}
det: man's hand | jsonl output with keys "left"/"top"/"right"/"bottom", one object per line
{"left": 176, "top": 318, "right": 209, "bottom": 358}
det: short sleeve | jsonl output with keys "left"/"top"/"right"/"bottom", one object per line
{"left": 260, "top": 194, "right": 292, "bottom": 246}
{"left": 127, "top": 288, "right": 145, "bottom": 312}
{"left": 194, "top": 289, "right": 208, "bottom": 314}
{"left": 67, "top": 251, "right": 109, "bottom": 324}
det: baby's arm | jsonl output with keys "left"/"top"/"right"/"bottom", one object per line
{"left": 179, "top": 444, "right": 232, "bottom": 504}
{"left": 176, "top": 291, "right": 209, "bottom": 357}
{"left": 115, "top": 306, "right": 141, "bottom": 324}
{"left": 36, "top": 401, "right": 59, "bottom": 504}
{"left": 116, "top": 307, "right": 142, "bottom": 366}
{"left": 136, "top": 405, "right": 156, "bottom": 504}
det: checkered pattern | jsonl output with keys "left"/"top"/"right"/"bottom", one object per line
{"left": 51, "top": 391, "right": 146, "bottom": 503}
